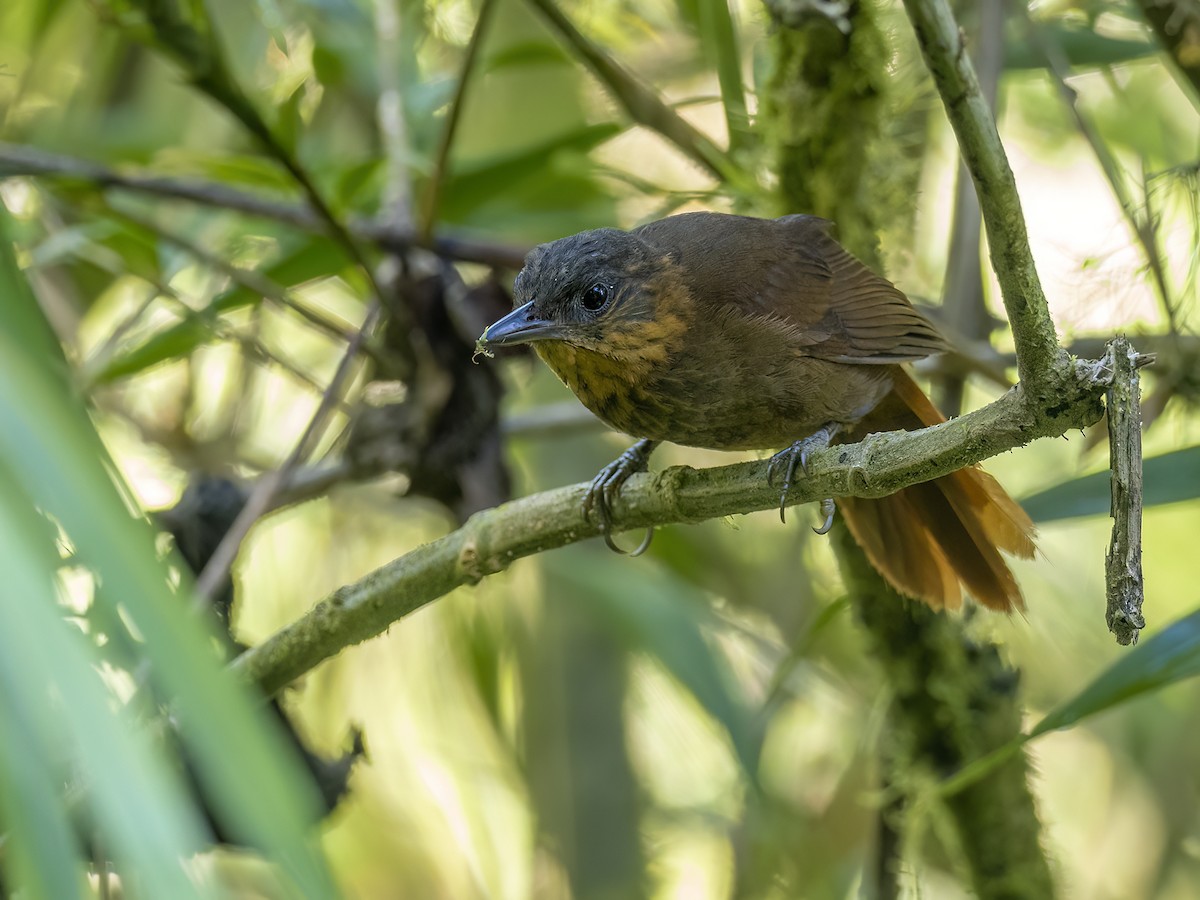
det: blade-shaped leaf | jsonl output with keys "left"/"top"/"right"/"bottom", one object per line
{"left": 1021, "top": 446, "right": 1200, "bottom": 522}
{"left": 1004, "top": 24, "right": 1155, "bottom": 70}
{"left": 0, "top": 208, "right": 337, "bottom": 895}
{"left": 0, "top": 475, "right": 212, "bottom": 899}
{"left": 1031, "top": 607, "right": 1200, "bottom": 738}
{"left": 0, "top": 690, "right": 88, "bottom": 900}
{"left": 675, "top": 0, "right": 749, "bottom": 151}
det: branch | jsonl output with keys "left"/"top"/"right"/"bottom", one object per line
{"left": 902, "top": 0, "right": 1063, "bottom": 392}
{"left": 1105, "top": 338, "right": 1150, "bottom": 644}
{"left": 233, "top": 359, "right": 1111, "bottom": 695}
{"left": 936, "top": 0, "right": 1005, "bottom": 416}
{"left": 0, "top": 142, "right": 530, "bottom": 270}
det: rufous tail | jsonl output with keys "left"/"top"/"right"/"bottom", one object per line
{"left": 837, "top": 369, "right": 1036, "bottom": 612}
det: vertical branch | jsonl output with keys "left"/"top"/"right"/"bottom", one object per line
{"left": 937, "top": 0, "right": 1006, "bottom": 416}
{"left": 763, "top": 1, "right": 891, "bottom": 263}
{"left": 834, "top": 526, "right": 1055, "bottom": 898}
{"left": 903, "top": 0, "right": 1062, "bottom": 392}
{"left": 374, "top": 0, "right": 417, "bottom": 231}
{"left": 1105, "top": 337, "right": 1151, "bottom": 645}
{"left": 762, "top": 0, "right": 1053, "bottom": 891}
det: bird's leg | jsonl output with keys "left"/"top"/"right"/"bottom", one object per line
{"left": 767, "top": 424, "right": 840, "bottom": 530}
{"left": 583, "top": 439, "right": 659, "bottom": 556}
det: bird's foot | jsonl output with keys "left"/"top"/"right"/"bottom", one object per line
{"left": 767, "top": 425, "right": 839, "bottom": 531}
{"left": 583, "top": 439, "right": 659, "bottom": 556}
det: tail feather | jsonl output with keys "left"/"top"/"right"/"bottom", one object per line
{"left": 838, "top": 369, "right": 1035, "bottom": 612}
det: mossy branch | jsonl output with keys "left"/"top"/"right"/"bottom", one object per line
{"left": 234, "top": 360, "right": 1110, "bottom": 696}
{"left": 902, "top": 0, "right": 1063, "bottom": 393}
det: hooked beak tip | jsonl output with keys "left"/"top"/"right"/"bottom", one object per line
{"left": 476, "top": 302, "right": 563, "bottom": 351}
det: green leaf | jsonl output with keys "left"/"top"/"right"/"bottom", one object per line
{"left": 275, "top": 83, "right": 306, "bottom": 156}
{"left": 0, "top": 208, "right": 338, "bottom": 895}
{"left": 439, "top": 122, "right": 623, "bottom": 219}
{"left": 941, "top": 607, "right": 1200, "bottom": 799}
{"left": 485, "top": 39, "right": 572, "bottom": 70}
{"left": 1004, "top": 23, "right": 1155, "bottom": 70}
{"left": 543, "top": 551, "right": 760, "bottom": 777}
{"left": 0, "top": 690, "right": 88, "bottom": 900}
{"left": 1031, "top": 608, "right": 1200, "bottom": 738}
{"left": 93, "top": 233, "right": 346, "bottom": 382}
{"left": 1021, "top": 446, "right": 1200, "bottom": 522}
{"left": 675, "top": 0, "right": 749, "bottom": 151}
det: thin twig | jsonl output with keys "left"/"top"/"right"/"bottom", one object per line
{"left": 373, "top": 0, "right": 416, "bottom": 231}
{"left": 194, "top": 301, "right": 381, "bottom": 604}
{"left": 1025, "top": 12, "right": 1179, "bottom": 331}
{"left": 1136, "top": 0, "right": 1200, "bottom": 105}
{"left": 104, "top": 201, "right": 374, "bottom": 350}
{"left": 418, "top": 0, "right": 499, "bottom": 241}
{"left": 937, "top": 0, "right": 1006, "bottom": 416}
{"left": 523, "top": 0, "right": 732, "bottom": 182}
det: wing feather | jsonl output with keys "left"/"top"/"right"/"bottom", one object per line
{"left": 634, "top": 212, "right": 947, "bottom": 364}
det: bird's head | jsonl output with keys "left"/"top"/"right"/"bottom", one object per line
{"left": 476, "top": 227, "right": 687, "bottom": 360}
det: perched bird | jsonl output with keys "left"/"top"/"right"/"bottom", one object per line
{"left": 477, "top": 212, "right": 1035, "bottom": 611}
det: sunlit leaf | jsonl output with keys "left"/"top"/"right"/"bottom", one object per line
{"left": 93, "top": 233, "right": 346, "bottom": 382}
{"left": 0, "top": 689, "right": 88, "bottom": 900}
{"left": 0, "top": 208, "right": 338, "bottom": 895}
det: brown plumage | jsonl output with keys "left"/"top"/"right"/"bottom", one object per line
{"left": 479, "top": 212, "right": 1035, "bottom": 612}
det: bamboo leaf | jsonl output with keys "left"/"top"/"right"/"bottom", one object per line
{"left": 1031, "top": 607, "right": 1200, "bottom": 738}
{"left": 0, "top": 208, "right": 337, "bottom": 895}
{"left": 1021, "top": 446, "right": 1200, "bottom": 522}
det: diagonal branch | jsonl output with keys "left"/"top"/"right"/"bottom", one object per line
{"left": 523, "top": 0, "right": 733, "bottom": 181}
{"left": 903, "top": 0, "right": 1063, "bottom": 393}
{"left": 233, "top": 357, "right": 1112, "bottom": 695}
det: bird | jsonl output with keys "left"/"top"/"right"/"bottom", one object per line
{"left": 476, "top": 211, "right": 1035, "bottom": 612}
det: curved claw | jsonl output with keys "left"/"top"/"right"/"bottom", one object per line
{"left": 768, "top": 424, "right": 840, "bottom": 529}
{"left": 583, "top": 439, "right": 659, "bottom": 554}
{"left": 812, "top": 498, "right": 836, "bottom": 535}
{"left": 598, "top": 526, "right": 655, "bottom": 556}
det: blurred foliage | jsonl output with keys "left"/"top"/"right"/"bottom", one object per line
{"left": 3, "top": 0, "right": 1200, "bottom": 897}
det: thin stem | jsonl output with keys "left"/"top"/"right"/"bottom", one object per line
{"left": 419, "top": 0, "right": 499, "bottom": 242}
{"left": 523, "top": 0, "right": 733, "bottom": 182}
{"left": 1024, "top": 13, "right": 1180, "bottom": 332}
{"left": 194, "top": 301, "right": 381, "bottom": 604}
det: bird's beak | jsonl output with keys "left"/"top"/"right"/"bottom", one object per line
{"left": 476, "top": 301, "right": 569, "bottom": 348}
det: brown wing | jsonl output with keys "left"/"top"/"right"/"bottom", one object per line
{"left": 634, "top": 212, "right": 947, "bottom": 364}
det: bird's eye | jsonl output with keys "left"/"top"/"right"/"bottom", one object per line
{"left": 582, "top": 283, "right": 611, "bottom": 313}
